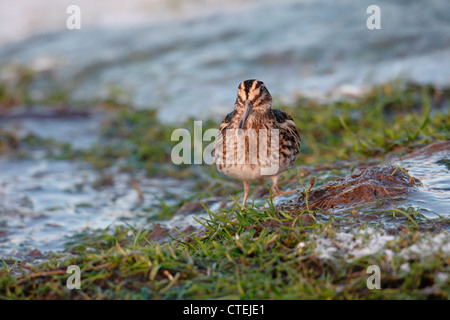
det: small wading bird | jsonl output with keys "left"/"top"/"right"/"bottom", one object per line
{"left": 214, "top": 79, "right": 301, "bottom": 208}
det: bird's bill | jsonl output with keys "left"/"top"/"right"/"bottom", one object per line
{"left": 238, "top": 100, "right": 252, "bottom": 131}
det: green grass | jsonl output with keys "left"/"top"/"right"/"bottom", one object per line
{"left": 1, "top": 203, "right": 448, "bottom": 299}
{"left": 0, "top": 81, "right": 449, "bottom": 299}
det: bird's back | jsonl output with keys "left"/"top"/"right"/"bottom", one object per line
{"left": 271, "top": 108, "right": 301, "bottom": 172}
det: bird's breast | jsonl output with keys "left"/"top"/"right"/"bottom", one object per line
{"left": 214, "top": 127, "right": 292, "bottom": 179}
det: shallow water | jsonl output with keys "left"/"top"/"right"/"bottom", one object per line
{"left": 0, "top": 114, "right": 196, "bottom": 258}
{"left": 400, "top": 148, "right": 450, "bottom": 219}
{"left": 0, "top": 156, "right": 197, "bottom": 257}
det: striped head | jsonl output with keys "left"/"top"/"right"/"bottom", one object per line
{"left": 236, "top": 79, "right": 272, "bottom": 130}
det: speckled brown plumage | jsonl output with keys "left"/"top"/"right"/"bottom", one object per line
{"left": 213, "top": 79, "right": 301, "bottom": 207}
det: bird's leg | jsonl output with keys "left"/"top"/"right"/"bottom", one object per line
{"left": 242, "top": 181, "right": 250, "bottom": 208}
{"left": 270, "top": 175, "right": 297, "bottom": 197}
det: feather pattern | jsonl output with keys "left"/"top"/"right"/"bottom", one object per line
{"left": 213, "top": 79, "right": 301, "bottom": 206}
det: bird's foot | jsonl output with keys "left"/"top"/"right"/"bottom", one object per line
{"left": 274, "top": 189, "right": 298, "bottom": 196}
{"left": 271, "top": 185, "right": 298, "bottom": 197}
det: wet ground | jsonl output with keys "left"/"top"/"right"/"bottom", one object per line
{"left": 282, "top": 141, "right": 450, "bottom": 223}
{"left": 0, "top": 109, "right": 199, "bottom": 258}
{"left": 0, "top": 108, "right": 448, "bottom": 260}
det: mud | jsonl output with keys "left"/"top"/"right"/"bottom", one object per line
{"left": 401, "top": 141, "right": 450, "bottom": 161}
{"left": 284, "top": 164, "right": 417, "bottom": 213}
{"left": 146, "top": 223, "right": 170, "bottom": 243}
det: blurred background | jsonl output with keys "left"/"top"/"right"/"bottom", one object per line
{"left": 1, "top": 0, "right": 449, "bottom": 122}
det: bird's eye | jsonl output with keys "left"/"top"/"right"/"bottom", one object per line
{"left": 260, "top": 86, "right": 265, "bottom": 94}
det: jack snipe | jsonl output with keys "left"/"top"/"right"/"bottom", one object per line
{"left": 214, "top": 79, "right": 301, "bottom": 207}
